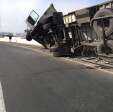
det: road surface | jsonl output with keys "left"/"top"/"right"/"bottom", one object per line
{"left": 0, "top": 42, "right": 113, "bottom": 112}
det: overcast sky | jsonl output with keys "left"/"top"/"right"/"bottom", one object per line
{"left": 0, "top": 0, "right": 108, "bottom": 33}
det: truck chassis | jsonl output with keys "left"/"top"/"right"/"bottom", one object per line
{"left": 25, "top": 1, "right": 113, "bottom": 60}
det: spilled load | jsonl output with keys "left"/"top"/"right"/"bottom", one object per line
{"left": 25, "top": 1, "right": 113, "bottom": 57}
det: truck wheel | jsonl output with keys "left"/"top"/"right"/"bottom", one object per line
{"left": 26, "top": 35, "right": 32, "bottom": 41}
{"left": 51, "top": 46, "right": 64, "bottom": 57}
{"left": 50, "top": 46, "right": 59, "bottom": 52}
{"left": 93, "top": 8, "right": 113, "bottom": 39}
{"left": 52, "top": 46, "right": 70, "bottom": 57}
{"left": 53, "top": 51, "right": 63, "bottom": 57}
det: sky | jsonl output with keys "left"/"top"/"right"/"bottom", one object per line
{"left": 0, "top": 0, "right": 109, "bottom": 33}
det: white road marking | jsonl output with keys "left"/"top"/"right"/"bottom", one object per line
{"left": 0, "top": 82, "right": 6, "bottom": 112}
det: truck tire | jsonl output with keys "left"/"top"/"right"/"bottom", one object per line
{"left": 51, "top": 46, "right": 64, "bottom": 57}
{"left": 52, "top": 46, "right": 71, "bottom": 57}
{"left": 26, "top": 37, "right": 32, "bottom": 41}
{"left": 26, "top": 34, "right": 32, "bottom": 41}
{"left": 93, "top": 8, "right": 113, "bottom": 39}
{"left": 53, "top": 51, "right": 63, "bottom": 57}
{"left": 50, "top": 46, "right": 59, "bottom": 52}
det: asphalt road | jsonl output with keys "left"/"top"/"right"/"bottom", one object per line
{"left": 0, "top": 42, "right": 113, "bottom": 112}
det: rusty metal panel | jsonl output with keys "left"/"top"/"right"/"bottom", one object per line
{"left": 77, "top": 17, "right": 90, "bottom": 24}
{"left": 64, "top": 16, "right": 69, "bottom": 24}
{"left": 63, "top": 13, "right": 76, "bottom": 24}
{"left": 63, "top": 0, "right": 113, "bottom": 25}
{"left": 63, "top": 18, "right": 66, "bottom": 24}
{"left": 71, "top": 14, "right": 76, "bottom": 22}
{"left": 68, "top": 15, "right": 72, "bottom": 23}
{"left": 76, "top": 9, "right": 89, "bottom": 19}
{"left": 75, "top": 8, "right": 90, "bottom": 24}
{"left": 99, "top": 5, "right": 105, "bottom": 9}
{"left": 105, "top": 3, "right": 112, "bottom": 8}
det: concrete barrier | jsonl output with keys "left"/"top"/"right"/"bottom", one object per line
{"left": 0, "top": 37, "right": 42, "bottom": 47}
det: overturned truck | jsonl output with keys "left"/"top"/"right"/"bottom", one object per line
{"left": 25, "top": 1, "right": 113, "bottom": 57}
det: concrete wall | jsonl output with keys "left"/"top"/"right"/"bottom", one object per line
{"left": 0, "top": 37, "right": 42, "bottom": 47}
